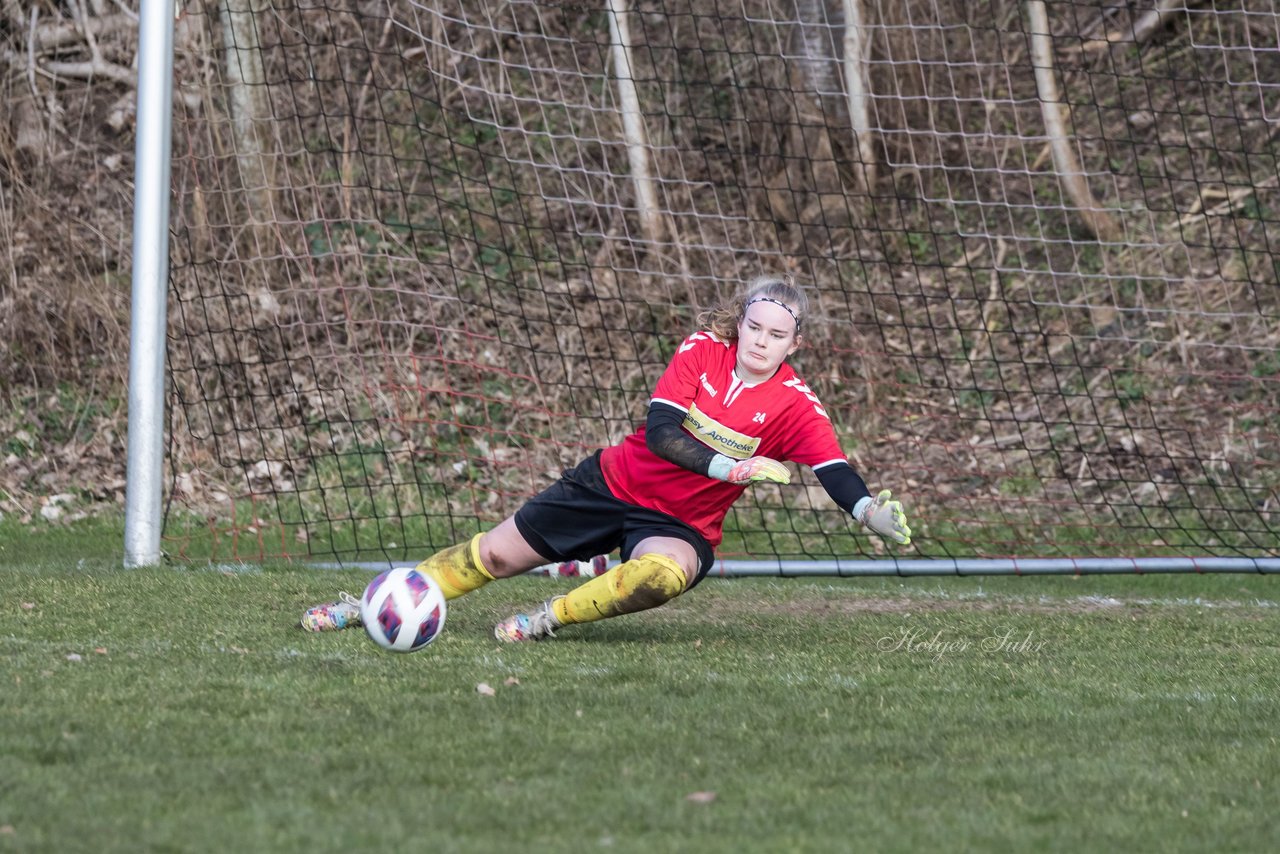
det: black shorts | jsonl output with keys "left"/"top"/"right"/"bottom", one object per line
{"left": 514, "top": 451, "right": 716, "bottom": 587}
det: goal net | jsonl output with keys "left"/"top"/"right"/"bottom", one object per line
{"left": 161, "top": 0, "right": 1280, "bottom": 568}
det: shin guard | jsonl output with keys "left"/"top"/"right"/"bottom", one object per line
{"left": 553, "top": 554, "right": 688, "bottom": 625}
{"left": 415, "top": 534, "right": 495, "bottom": 601}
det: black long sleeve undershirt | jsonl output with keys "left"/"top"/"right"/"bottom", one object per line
{"left": 645, "top": 401, "right": 718, "bottom": 474}
{"left": 815, "top": 462, "right": 871, "bottom": 516}
{"left": 644, "top": 401, "right": 871, "bottom": 514}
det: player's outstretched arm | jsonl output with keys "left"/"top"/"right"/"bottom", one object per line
{"left": 814, "top": 463, "right": 912, "bottom": 546}
{"left": 646, "top": 402, "right": 789, "bottom": 485}
{"left": 852, "top": 489, "right": 912, "bottom": 546}
{"left": 707, "top": 454, "right": 790, "bottom": 485}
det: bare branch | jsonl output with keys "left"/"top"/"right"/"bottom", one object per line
{"left": 1130, "top": 0, "right": 1199, "bottom": 44}
{"left": 40, "top": 58, "right": 135, "bottom": 86}
{"left": 26, "top": 5, "right": 39, "bottom": 99}
{"left": 607, "top": 0, "right": 666, "bottom": 246}
{"left": 1026, "top": 0, "right": 1118, "bottom": 241}
{"left": 219, "top": 0, "right": 276, "bottom": 223}
{"left": 1177, "top": 173, "right": 1280, "bottom": 228}
{"left": 68, "top": 0, "right": 107, "bottom": 68}
{"left": 109, "top": 0, "right": 139, "bottom": 22}
{"left": 841, "top": 0, "right": 876, "bottom": 193}
{"left": 1, "top": 9, "right": 137, "bottom": 89}
{"left": 1077, "top": 0, "right": 1210, "bottom": 52}
{"left": 21, "top": 12, "right": 136, "bottom": 52}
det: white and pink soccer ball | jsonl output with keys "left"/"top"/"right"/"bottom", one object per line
{"left": 360, "top": 568, "right": 447, "bottom": 652}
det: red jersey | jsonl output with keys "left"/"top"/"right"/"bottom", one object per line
{"left": 599, "top": 331, "right": 848, "bottom": 546}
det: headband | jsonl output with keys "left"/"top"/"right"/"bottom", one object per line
{"left": 745, "top": 296, "right": 801, "bottom": 332}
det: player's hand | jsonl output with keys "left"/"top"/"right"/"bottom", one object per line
{"left": 723, "top": 456, "right": 791, "bottom": 485}
{"left": 854, "top": 489, "right": 912, "bottom": 545}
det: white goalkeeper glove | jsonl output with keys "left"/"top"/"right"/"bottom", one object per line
{"left": 853, "top": 489, "right": 912, "bottom": 545}
{"left": 708, "top": 454, "right": 791, "bottom": 485}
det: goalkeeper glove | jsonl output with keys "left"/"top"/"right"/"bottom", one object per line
{"left": 708, "top": 454, "right": 791, "bottom": 485}
{"left": 853, "top": 489, "right": 912, "bottom": 545}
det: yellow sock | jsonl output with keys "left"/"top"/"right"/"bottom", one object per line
{"left": 552, "top": 554, "right": 688, "bottom": 625}
{"left": 415, "top": 534, "right": 495, "bottom": 601}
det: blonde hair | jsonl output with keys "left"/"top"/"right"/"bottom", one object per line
{"left": 697, "top": 274, "right": 810, "bottom": 341}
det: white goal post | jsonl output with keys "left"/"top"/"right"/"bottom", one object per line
{"left": 123, "top": 0, "right": 176, "bottom": 568}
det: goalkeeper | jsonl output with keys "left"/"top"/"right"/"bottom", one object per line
{"left": 302, "top": 275, "right": 912, "bottom": 642}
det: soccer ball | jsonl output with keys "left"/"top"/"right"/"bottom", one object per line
{"left": 359, "top": 567, "right": 447, "bottom": 653}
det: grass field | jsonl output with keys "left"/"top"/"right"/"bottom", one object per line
{"left": 2, "top": 519, "right": 1278, "bottom": 852}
